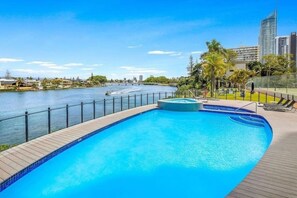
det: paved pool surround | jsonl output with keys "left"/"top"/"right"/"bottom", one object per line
{"left": 0, "top": 101, "right": 296, "bottom": 197}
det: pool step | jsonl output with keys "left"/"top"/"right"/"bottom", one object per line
{"left": 230, "top": 116, "right": 265, "bottom": 128}
{"left": 239, "top": 116, "right": 265, "bottom": 124}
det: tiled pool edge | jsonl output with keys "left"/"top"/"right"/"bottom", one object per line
{"left": 0, "top": 105, "right": 158, "bottom": 192}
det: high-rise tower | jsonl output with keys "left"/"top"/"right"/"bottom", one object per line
{"left": 290, "top": 32, "right": 297, "bottom": 68}
{"left": 259, "top": 11, "right": 277, "bottom": 61}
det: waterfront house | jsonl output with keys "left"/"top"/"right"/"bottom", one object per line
{"left": 0, "top": 79, "right": 16, "bottom": 90}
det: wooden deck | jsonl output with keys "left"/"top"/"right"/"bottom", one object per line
{"left": 1, "top": 101, "right": 297, "bottom": 197}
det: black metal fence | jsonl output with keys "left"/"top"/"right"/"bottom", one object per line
{"left": 0, "top": 92, "right": 175, "bottom": 146}
{"left": 175, "top": 88, "right": 296, "bottom": 104}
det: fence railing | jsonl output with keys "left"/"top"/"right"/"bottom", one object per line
{"left": 251, "top": 73, "right": 297, "bottom": 95}
{"left": 0, "top": 92, "right": 175, "bottom": 146}
{"left": 175, "top": 88, "right": 296, "bottom": 104}
{"left": 1, "top": 89, "right": 296, "bottom": 147}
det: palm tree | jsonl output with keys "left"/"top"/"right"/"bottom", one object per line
{"left": 206, "top": 39, "right": 226, "bottom": 54}
{"left": 228, "top": 69, "right": 254, "bottom": 90}
{"left": 201, "top": 52, "right": 227, "bottom": 97}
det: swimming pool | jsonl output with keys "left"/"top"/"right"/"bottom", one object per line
{"left": 0, "top": 110, "right": 272, "bottom": 197}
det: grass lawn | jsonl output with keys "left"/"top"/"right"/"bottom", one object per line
{"left": 214, "top": 91, "right": 280, "bottom": 104}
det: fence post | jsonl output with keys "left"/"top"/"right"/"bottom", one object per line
{"left": 273, "top": 93, "right": 276, "bottom": 101}
{"left": 103, "top": 99, "right": 106, "bottom": 116}
{"left": 128, "top": 96, "right": 130, "bottom": 109}
{"left": 93, "top": 100, "right": 96, "bottom": 119}
{"left": 165, "top": 92, "right": 167, "bottom": 98}
{"left": 48, "top": 107, "right": 51, "bottom": 134}
{"left": 134, "top": 94, "right": 136, "bottom": 108}
{"left": 81, "top": 102, "right": 84, "bottom": 123}
{"left": 121, "top": 96, "right": 123, "bottom": 111}
{"left": 141, "top": 94, "right": 143, "bottom": 106}
{"left": 258, "top": 91, "right": 260, "bottom": 102}
{"left": 287, "top": 94, "right": 289, "bottom": 100}
{"left": 153, "top": 93, "right": 155, "bottom": 103}
{"left": 66, "top": 104, "right": 69, "bottom": 127}
{"left": 171, "top": 92, "right": 174, "bottom": 98}
{"left": 147, "top": 93, "right": 149, "bottom": 104}
{"left": 159, "top": 92, "right": 161, "bottom": 100}
{"left": 113, "top": 97, "right": 115, "bottom": 113}
{"left": 25, "top": 111, "right": 29, "bottom": 142}
{"left": 225, "top": 90, "right": 227, "bottom": 100}
{"left": 265, "top": 92, "right": 268, "bottom": 103}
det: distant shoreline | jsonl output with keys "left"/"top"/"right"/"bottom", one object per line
{"left": 0, "top": 84, "right": 177, "bottom": 93}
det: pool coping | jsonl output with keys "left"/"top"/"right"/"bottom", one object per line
{"left": 0, "top": 101, "right": 296, "bottom": 197}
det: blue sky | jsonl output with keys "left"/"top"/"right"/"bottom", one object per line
{"left": 0, "top": 0, "right": 296, "bottom": 80}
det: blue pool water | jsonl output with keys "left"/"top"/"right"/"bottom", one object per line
{"left": 163, "top": 98, "right": 197, "bottom": 103}
{"left": 203, "top": 104, "right": 254, "bottom": 113}
{"left": 0, "top": 110, "right": 272, "bottom": 197}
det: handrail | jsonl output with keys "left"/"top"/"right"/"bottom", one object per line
{"left": 234, "top": 102, "right": 257, "bottom": 114}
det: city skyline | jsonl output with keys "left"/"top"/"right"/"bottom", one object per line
{"left": 0, "top": 0, "right": 296, "bottom": 79}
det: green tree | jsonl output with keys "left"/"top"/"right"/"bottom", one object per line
{"left": 224, "top": 49, "right": 237, "bottom": 70}
{"left": 246, "top": 61, "right": 264, "bottom": 76}
{"left": 187, "top": 55, "right": 194, "bottom": 75}
{"left": 206, "top": 39, "right": 226, "bottom": 54}
{"left": 51, "top": 78, "right": 62, "bottom": 88}
{"left": 191, "top": 63, "right": 204, "bottom": 88}
{"left": 228, "top": 69, "right": 255, "bottom": 90}
{"left": 88, "top": 75, "right": 107, "bottom": 85}
{"left": 201, "top": 52, "right": 227, "bottom": 97}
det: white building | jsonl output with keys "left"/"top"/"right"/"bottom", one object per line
{"left": 227, "top": 46, "right": 259, "bottom": 76}
{"left": 139, "top": 75, "right": 143, "bottom": 82}
{"left": 275, "top": 36, "right": 290, "bottom": 55}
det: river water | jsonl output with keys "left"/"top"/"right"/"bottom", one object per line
{"left": 0, "top": 85, "right": 176, "bottom": 145}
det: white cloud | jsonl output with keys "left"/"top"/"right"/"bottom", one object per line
{"left": 128, "top": 44, "right": 142, "bottom": 49}
{"left": 48, "top": 66, "right": 69, "bottom": 70}
{"left": 148, "top": 50, "right": 176, "bottom": 55}
{"left": 169, "top": 52, "right": 182, "bottom": 57}
{"left": 64, "top": 63, "right": 83, "bottom": 67}
{"left": 12, "top": 69, "right": 61, "bottom": 74}
{"left": 81, "top": 68, "right": 94, "bottom": 71}
{"left": 148, "top": 50, "right": 182, "bottom": 57}
{"left": 120, "top": 66, "right": 166, "bottom": 75}
{"left": 0, "top": 58, "right": 24, "bottom": 63}
{"left": 191, "top": 51, "right": 203, "bottom": 55}
{"left": 27, "top": 60, "right": 70, "bottom": 70}
{"left": 27, "top": 61, "right": 51, "bottom": 65}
